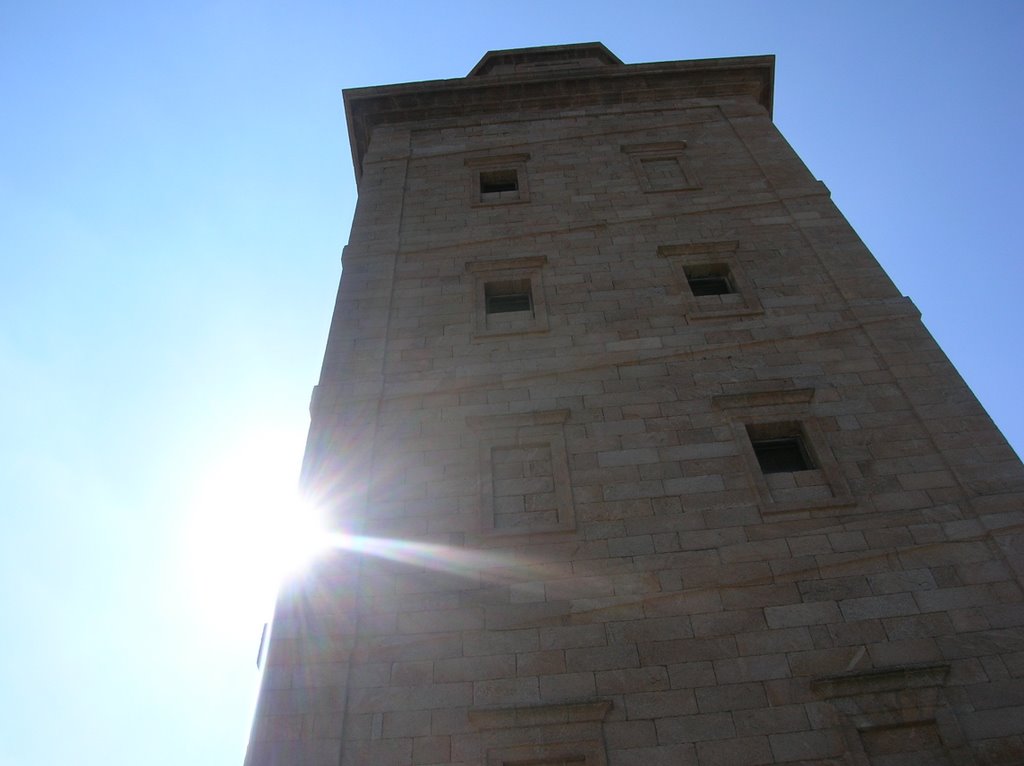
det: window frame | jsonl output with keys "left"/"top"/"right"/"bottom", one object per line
{"left": 622, "top": 141, "right": 700, "bottom": 193}
{"left": 712, "top": 389, "right": 855, "bottom": 515}
{"left": 467, "top": 256, "right": 549, "bottom": 338}
{"left": 466, "top": 153, "right": 531, "bottom": 206}
{"left": 658, "top": 240, "right": 764, "bottom": 320}
{"left": 468, "top": 409, "right": 576, "bottom": 540}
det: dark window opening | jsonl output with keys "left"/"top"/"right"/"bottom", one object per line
{"left": 480, "top": 169, "right": 519, "bottom": 194}
{"left": 485, "top": 279, "right": 533, "bottom": 315}
{"left": 688, "top": 275, "right": 732, "bottom": 296}
{"left": 751, "top": 437, "right": 814, "bottom": 474}
{"left": 685, "top": 264, "right": 733, "bottom": 296}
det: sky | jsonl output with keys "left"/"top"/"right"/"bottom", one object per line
{"left": 1, "top": 2, "right": 1022, "bottom": 764}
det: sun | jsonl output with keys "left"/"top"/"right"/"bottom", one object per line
{"left": 183, "top": 428, "right": 329, "bottom": 636}
{"left": 180, "top": 429, "right": 540, "bottom": 640}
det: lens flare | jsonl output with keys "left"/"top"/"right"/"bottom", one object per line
{"left": 323, "top": 533, "right": 528, "bottom": 582}
{"left": 184, "top": 429, "right": 550, "bottom": 638}
{"left": 183, "top": 430, "right": 326, "bottom": 633}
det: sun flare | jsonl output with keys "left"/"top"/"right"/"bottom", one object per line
{"left": 184, "top": 429, "right": 329, "bottom": 634}
{"left": 183, "top": 429, "right": 545, "bottom": 640}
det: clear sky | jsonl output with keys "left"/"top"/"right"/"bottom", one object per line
{"left": 1, "top": 2, "right": 1021, "bottom": 764}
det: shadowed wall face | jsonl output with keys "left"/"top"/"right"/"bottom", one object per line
{"left": 244, "top": 44, "right": 1024, "bottom": 766}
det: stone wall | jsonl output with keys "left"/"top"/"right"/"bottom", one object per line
{"left": 245, "top": 47, "right": 1024, "bottom": 766}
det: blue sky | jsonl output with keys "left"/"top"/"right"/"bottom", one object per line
{"left": 1, "top": 2, "right": 1022, "bottom": 764}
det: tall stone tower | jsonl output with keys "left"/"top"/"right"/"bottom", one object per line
{"left": 245, "top": 44, "right": 1024, "bottom": 765}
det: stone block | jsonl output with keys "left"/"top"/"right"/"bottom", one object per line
{"left": 656, "top": 712, "right": 735, "bottom": 744}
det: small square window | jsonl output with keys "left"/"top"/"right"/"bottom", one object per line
{"left": 468, "top": 256, "right": 548, "bottom": 338}
{"left": 751, "top": 437, "right": 814, "bottom": 474}
{"left": 480, "top": 169, "right": 519, "bottom": 195}
{"left": 684, "top": 264, "right": 734, "bottom": 296}
{"left": 659, "top": 242, "right": 763, "bottom": 320}
{"left": 466, "top": 153, "right": 530, "bottom": 206}
{"left": 728, "top": 410, "right": 854, "bottom": 513}
{"left": 746, "top": 422, "right": 816, "bottom": 474}
{"left": 485, "top": 279, "right": 533, "bottom": 315}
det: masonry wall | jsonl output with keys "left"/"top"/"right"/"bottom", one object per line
{"left": 246, "top": 69, "right": 1024, "bottom": 766}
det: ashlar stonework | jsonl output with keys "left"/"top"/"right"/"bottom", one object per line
{"left": 244, "top": 43, "right": 1024, "bottom": 766}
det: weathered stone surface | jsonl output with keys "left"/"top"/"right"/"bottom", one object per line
{"left": 244, "top": 42, "right": 1024, "bottom": 766}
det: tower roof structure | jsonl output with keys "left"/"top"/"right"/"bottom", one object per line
{"left": 344, "top": 45, "right": 774, "bottom": 181}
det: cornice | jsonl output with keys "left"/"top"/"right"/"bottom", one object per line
{"left": 343, "top": 50, "right": 775, "bottom": 183}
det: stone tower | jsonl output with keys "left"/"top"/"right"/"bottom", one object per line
{"left": 244, "top": 44, "right": 1024, "bottom": 765}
